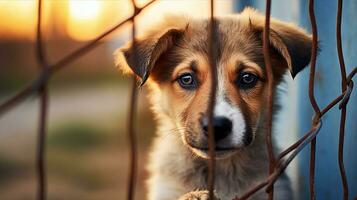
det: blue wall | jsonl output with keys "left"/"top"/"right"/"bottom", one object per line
{"left": 298, "top": 0, "right": 356, "bottom": 199}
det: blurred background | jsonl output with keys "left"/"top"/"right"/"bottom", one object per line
{"left": 0, "top": 0, "right": 355, "bottom": 200}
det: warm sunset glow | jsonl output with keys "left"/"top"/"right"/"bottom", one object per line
{"left": 69, "top": 0, "right": 100, "bottom": 20}
{"left": 66, "top": 0, "right": 131, "bottom": 41}
{"left": 0, "top": 1, "right": 37, "bottom": 40}
{"left": 0, "top": 0, "right": 232, "bottom": 41}
{"left": 67, "top": 0, "right": 102, "bottom": 41}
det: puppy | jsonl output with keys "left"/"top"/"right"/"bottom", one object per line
{"left": 115, "top": 8, "right": 311, "bottom": 200}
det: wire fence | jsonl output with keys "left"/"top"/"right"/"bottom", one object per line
{"left": 0, "top": 0, "right": 355, "bottom": 200}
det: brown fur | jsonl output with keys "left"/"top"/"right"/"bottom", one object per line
{"left": 115, "top": 8, "right": 312, "bottom": 200}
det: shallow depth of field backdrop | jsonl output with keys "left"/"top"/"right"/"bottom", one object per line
{"left": 0, "top": 1, "right": 355, "bottom": 200}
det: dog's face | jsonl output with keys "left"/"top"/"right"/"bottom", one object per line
{"left": 115, "top": 8, "right": 312, "bottom": 159}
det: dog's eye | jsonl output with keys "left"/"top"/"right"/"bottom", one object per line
{"left": 177, "top": 73, "right": 197, "bottom": 90}
{"left": 237, "top": 72, "right": 258, "bottom": 89}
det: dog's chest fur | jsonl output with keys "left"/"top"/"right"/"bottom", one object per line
{"left": 146, "top": 124, "right": 291, "bottom": 200}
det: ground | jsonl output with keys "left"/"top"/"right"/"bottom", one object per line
{"left": 0, "top": 83, "right": 155, "bottom": 200}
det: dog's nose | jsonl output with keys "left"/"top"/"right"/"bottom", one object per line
{"left": 201, "top": 116, "right": 232, "bottom": 141}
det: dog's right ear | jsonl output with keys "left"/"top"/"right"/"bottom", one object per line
{"left": 241, "top": 8, "right": 312, "bottom": 78}
{"left": 114, "top": 28, "right": 185, "bottom": 85}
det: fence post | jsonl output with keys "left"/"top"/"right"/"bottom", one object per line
{"left": 297, "top": 1, "right": 357, "bottom": 199}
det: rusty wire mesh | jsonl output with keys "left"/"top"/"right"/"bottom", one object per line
{"left": 207, "top": 0, "right": 217, "bottom": 199}
{"left": 0, "top": 0, "right": 355, "bottom": 200}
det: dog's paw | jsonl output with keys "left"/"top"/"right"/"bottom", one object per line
{"left": 178, "top": 190, "right": 220, "bottom": 200}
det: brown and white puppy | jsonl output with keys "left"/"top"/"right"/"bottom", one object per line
{"left": 115, "top": 8, "right": 311, "bottom": 200}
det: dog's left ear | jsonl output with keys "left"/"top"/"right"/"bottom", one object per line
{"left": 243, "top": 8, "right": 313, "bottom": 78}
{"left": 114, "top": 28, "right": 185, "bottom": 85}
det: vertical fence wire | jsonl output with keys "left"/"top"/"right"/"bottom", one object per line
{"left": 36, "top": 0, "right": 48, "bottom": 199}
{"left": 207, "top": 0, "right": 217, "bottom": 199}
{"left": 308, "top": 0, "right": 321, "bottom": 199}
{"left": 126, "top": 79, "right": 138, "bottom": 200}
{"left": 126, "top": 1, "right": 139, "bottom": 200}
{"left": 262, "top": 0, "right": 276, "bottom": 199}
{"left": 336, "top": 0, "right": 349, "bottom": 199}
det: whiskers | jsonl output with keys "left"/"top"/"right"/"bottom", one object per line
{"left": 158, "top": 126, "right": 189, "bottom": 140}
{"left": 158, "top": 126, "right": 203, "bottom": 159}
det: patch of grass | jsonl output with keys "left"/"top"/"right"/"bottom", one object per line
{"left": 48, "top": 122, "right": 107, "bottom": 152}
